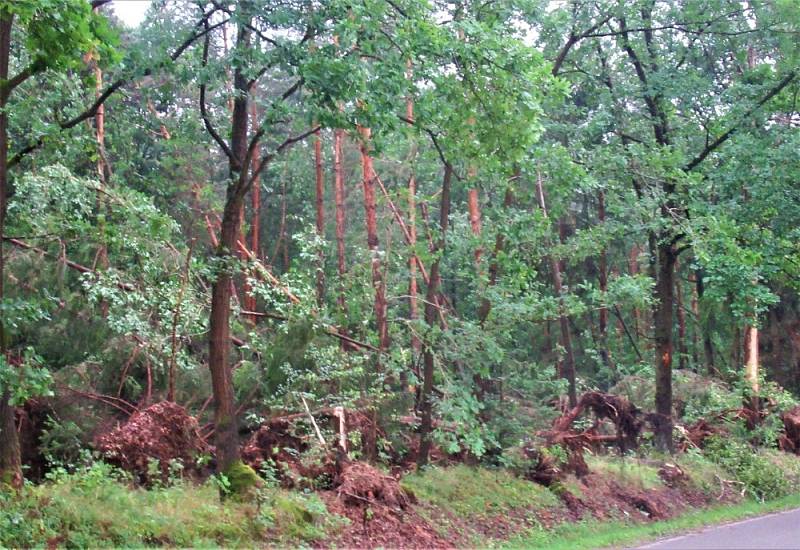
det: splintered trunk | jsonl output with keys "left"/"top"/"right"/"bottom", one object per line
{"left": 88, "top": 26, "right": 110, "bottom": 317}
{"left": 314, "top": 129, "right": 325, "bottom": 305}
{"left": 358, "top": 126, "right": 389, "bottom": 354}
{"left": 418, "top": 164, "right": 452, "bottom": 468}
{"left": 406, "top": 79, "right": 420, "bottom": 364}
{"left": 536, "top": 170, "right": 577, "bottom": 407}
{"left": 653, "top": 241, "right": 676, "bottom": 452}
{"left": 333, "top": 127, "right": 347, "bottom": 311}
{"left": 744, "top": 324, "right": 759, "bottom": 414}
{"left": 0, "top": 12, "right": 22, "bottom": 490}
{"left": 467, "top": 185, "right": 482, "bottom": 267}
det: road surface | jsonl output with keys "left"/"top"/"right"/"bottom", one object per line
{"left": 638, "top": 507, "right": 800, "bottom": 549}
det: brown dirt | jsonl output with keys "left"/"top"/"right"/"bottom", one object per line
{"left": 318, "top": 491, "right": 450, "bottom": 549}
{"left": 779, "top": 405, "right": 800, "bottom": 454}
{"left": 554, "top": 469, "right": 710, "bottom": 524}
{"left": 94, "top": 401, "right": 207, "bottom": 485}
{"left": 679, "top": 419, "right": 726, "bottom": 451}
{"left": 336, "top": 461, "right": 414, "bottom": 510}
{"left": 241, "top": 409, "right": 385, "bottom": 487}
{"left": 315, "top": 453, "right": 725, "bottom": 549}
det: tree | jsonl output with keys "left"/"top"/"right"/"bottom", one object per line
{"left": 0, "top": 0, "right": 118, "bottom": 489}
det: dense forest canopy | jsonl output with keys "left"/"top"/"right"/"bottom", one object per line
{"left": 0, "top": 0, "right": 798, "bottom": 499}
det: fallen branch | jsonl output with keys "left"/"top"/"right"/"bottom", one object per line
{"left": 6, "top": 238, "right": 135, "bottom": 291}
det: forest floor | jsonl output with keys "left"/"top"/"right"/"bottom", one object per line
{"left": 4, "top": 449, "right": 800, "bottom": 548}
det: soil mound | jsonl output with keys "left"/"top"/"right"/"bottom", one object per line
{"left": 336, "top": 461, "right": 414, "bottom": 510}
{"left": 94, "top": 401, "right": 206, "bottom": 484}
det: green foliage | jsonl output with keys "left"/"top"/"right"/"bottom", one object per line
{"left": 0, "top": 461, "right": 336, "bottom": 547}
{"left": 0, "top": 349, "right": 52, "bottom": 406}
{"left": 704, "top": 437, "right": 789, "bottom": 502}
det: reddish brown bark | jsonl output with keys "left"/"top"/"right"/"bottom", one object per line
{"left": 333, "top": 127, "right": 347, "bottom": 311}
{"left": 467, "top": 186, "right": 482, "bottom": 267}
{"left": 358, "top": 126, "right": 389, "bottom": 354}
{"left": 406, "top": 77, "right": 421, "bottom": 361}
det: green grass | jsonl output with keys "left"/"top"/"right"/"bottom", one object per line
{"left": 0, "top": 461, "right": 342, "bottom": 548}
{"left": 401, "top": 464, "right": 561, "bottom": 518}
{"left": 585, "top": 455, "right": 663, "bottom": 490}
{"left": 501, "top": 493, "right": 800, "bottom": 549}
{"left": 761, "top": 449, "right": 800, "bottom": 492}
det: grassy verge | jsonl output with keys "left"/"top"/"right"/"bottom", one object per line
{"left": 0, "top": 461, "right": 343, "bottom": 548}
{"left": 502, "top": 493, "right": 800, "bottom": 549}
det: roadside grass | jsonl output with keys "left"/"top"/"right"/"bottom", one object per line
{"left": 585, "top": 455, "right": 663, "bottom": 490}
{"left": 761, "top": 448, "right": 800, "bottom": 492}
{"left": 401, "top": 464, "right": 561, "bottom": 518}
{"left": 501, "top": 493, "right": 800, "bottom": 549}
{"left": 0, "top": 461, "right": 341, "bottom": 548}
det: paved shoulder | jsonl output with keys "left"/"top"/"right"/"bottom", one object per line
{"left": 637, "top": 507, "right": 800, "bottom": 549}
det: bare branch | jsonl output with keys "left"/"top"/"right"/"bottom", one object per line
{"left": 199, "top": 21, "right": 234, "bottom": 161}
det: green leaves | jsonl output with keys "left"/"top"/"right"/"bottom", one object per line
{"left": 3, "top": 0, "right": 119, "bottom": 71}
{"left": 0, "top": 349, "right": 53, "bottom": 406}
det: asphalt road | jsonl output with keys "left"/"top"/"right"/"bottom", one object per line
{"left": 637, "top": 508, "right": 800, "bottom": 549}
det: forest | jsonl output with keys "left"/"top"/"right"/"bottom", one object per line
{"left": 1, "top": 0, "right": 800, "bottom": 548}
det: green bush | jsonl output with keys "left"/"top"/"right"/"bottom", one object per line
{"left": 704, "top": 436, "right": 789, "bottom": 501}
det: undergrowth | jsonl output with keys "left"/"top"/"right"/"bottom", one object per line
{"left": 703, "top": 436, "right": 789, "bottom": 501}
{"left": 0, "top": 461, "right": 340, "bottom": 548}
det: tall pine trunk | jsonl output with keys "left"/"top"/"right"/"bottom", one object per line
{"left": 333, "top": 127, "right": 347, "bottom": 313}
{"left": 406, "top": 74, "right": 421, "bottom": 370}
{"left": 358, "top": 126, "right": 389, "bottom": 355}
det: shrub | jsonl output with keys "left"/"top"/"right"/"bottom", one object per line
{"left": 704, "top": 436, "right": 788, "bottom": 501}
